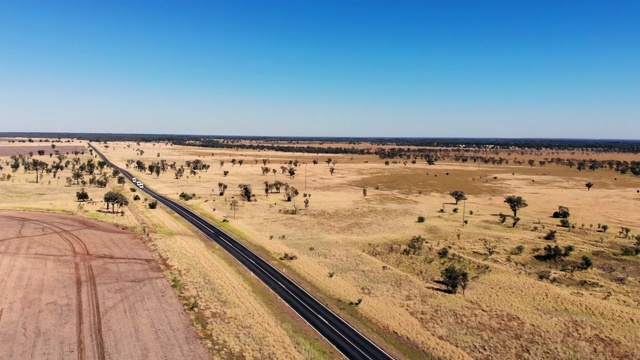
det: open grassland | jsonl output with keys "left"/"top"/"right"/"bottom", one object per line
{"left": 92, "top": 140, "right": 640, "bottom": 359}
{"left": 0, "top": 138, "right": 330, "bottom": 359}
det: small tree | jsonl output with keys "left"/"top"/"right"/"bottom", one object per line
{"left": 601, "top": 224, "right": 609, "bottom": 233}
{"left": 218, "top": 182, "right": 228, "bottom": 196}
{"left": 585, "top": 182, "right": 593, "bottom": 191}
{"left": 238, "top": 184, "right": 253, "bottom": 202}
{"left": 285, "top": 185, "right": 299, "bottom": 202}
{"left": 504, "top": 195, "right": 528, "bottom": 217}
{"left": 449, "top": 190, "right": 467, "bottom": 205}
{"left": 580, "top": 255, "right": 593, "bottom": 270}
{"left": 76, "top": 188, "right": 89, "bottom": 202}
{"left": 148, "top": 200, "right": 158, "bottom": 209}
{"left": 103, "top": 191, "right": 128, "bottom": 214}
{"left": 230, "top": 199, "right": 239, "bottom": 218}
{"left": 441, "top": 265, "right": 469, "bottom": 294}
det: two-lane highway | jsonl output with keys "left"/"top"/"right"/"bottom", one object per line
{"left": 89, "top": 144, "right": 395, "bottom": 360}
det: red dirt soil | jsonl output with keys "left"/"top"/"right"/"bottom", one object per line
{"left": 0, "top": 145, "right": 86, "bottom": 156}
{"left": 0, "top": 211, "right": 209, "bottom": 360}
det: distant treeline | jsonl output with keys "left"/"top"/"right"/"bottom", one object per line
{"left": 2, "top": 132, "right": 640, "bottom": 153}
{"left": 175, "top": 139, "right": 370, "bottom": 155}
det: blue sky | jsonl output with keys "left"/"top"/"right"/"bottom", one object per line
{"left": 1, "top": 1, "right": 638, "bottom": 138}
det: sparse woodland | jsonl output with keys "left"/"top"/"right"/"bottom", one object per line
{"left": 3, "top": 136, "right": 640, "bottom": 359}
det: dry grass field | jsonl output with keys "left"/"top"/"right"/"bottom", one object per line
{"left": 0, "top": 139, "right": 330, "bottom": 359}
{"left": 91, "top": 140, "right": 640, "bottom": 359}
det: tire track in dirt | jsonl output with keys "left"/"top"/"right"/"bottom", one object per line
{"left": 0, "top": 250, "right": 155, "bottom": 263}
{"left": 16, "top": 220, "right": 25, "bottom": 238}
{"left": 37, "top": 220, "right": 104, "bottom": 360}
{"left": 87, "top": 264, "right": 105, "bottom": 360}
{"left": 0, "top": 230, "right": 77, "bottom": 244}
{"left": 0, "top": 215, "right": 104, "bottom": 360}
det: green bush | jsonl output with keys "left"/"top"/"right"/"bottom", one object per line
{"left": 179, "top": 192, "right": 193, "bottom": 201}
{"left": 441, "top": 265, "right": 469, "bottom": 294}
{"left": 417, "top": 216, "right": 425, "bottom": 223}
{"left": 513, "top": 245, "right": 525, "bottom": 255}
{"left": 148, "top": 200, "right": 158, "bottom": 209}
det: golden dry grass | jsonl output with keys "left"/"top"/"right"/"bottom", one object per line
{"left": 90, "top": 140, "right": 640, "bottom": 359}
{"left": 0, "top": 139, "right": 330, "bottom": 359}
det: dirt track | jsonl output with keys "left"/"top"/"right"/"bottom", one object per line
{"left": 0, "top": 210, "right": 209, "bottom": 360}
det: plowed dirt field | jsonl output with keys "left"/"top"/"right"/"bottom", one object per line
{"left": 0, "top": 210, "right": 209, "bottom": 360}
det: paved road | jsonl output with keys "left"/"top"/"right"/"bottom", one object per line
{"left": 90, "top": 144, "right": 395, "bottom": 360}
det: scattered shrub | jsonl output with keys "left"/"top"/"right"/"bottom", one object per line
{"left": 552, "top": 206, "right": 570, "bottom": 219}
{"left": 512, "top": 245, "right": 525, "bottom": 255}
{"left": 417, "top": 216, "right": 425, "bottom": 223}
{"left": 535, "top": 244, "right": 574, "bottom": 261}
{"left": 544, "top": 230, "right": 557, "bottom": 241}
{"left": 620, "top": 246, "right": 640, "bottom": 256}
{"left": 580, "top": 255, "right": 593, "bottom": 270}
{"left": 148, "top": 200, "right": 158, "bottom": 209}
{"left": 280, "top": 253, "right": 298, "bottom": 261}
{"left": 402, "top": 236, "right": 426, "bottom": 255}
{"left": 437, "top": 247, "right": 449, "bottom": 259}
{"left": 483, "top": 241, "right": 497, "bottom": 256}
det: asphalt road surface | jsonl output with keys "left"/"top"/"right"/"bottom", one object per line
{"left": 90, "top": 144, "right": 394, "bottom": 360}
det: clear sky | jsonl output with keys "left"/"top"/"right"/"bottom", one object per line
{"left": 1, "top": 1, "right": 638, "bottom": 138}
